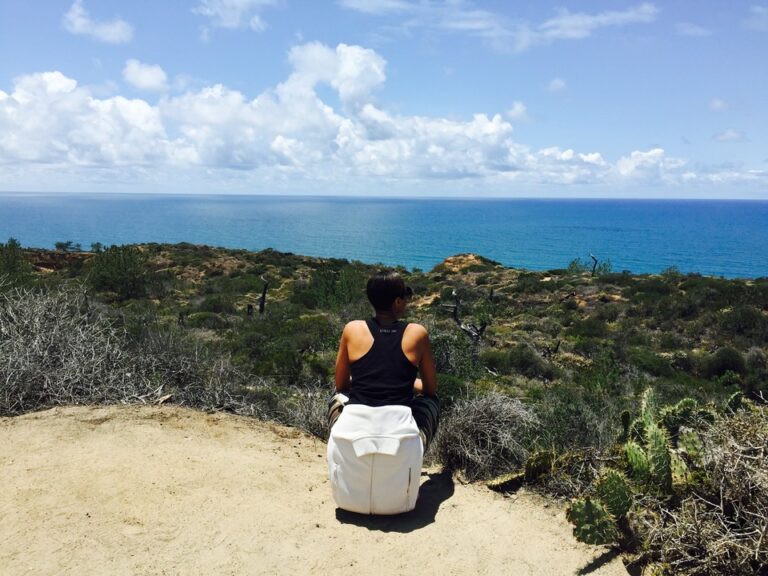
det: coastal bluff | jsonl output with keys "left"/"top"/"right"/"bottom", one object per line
{"left": 1, "top": 405, "right": 628, "bottom": 576}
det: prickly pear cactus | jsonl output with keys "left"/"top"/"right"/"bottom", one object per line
{"left": 625, "top": 439, "right": 650, "bottom": 482}
{"left": 566, "top": 497, "right": 618, "bottom": 545}
{"left": 646, "top": 422, "right": 672, "bottom": 493}
{"left": 677, "top": 428, "right": 704, "bottom": 464}
{"left": 524, "top": 449, "right": 555, "bottom": 482}
{"left": 641, "top": 388, "right": 658, "bottom": 426}
{"left": 660, "top": 397, "right": 698, "bottom": 440}
{"left": 629, "top": 417, "right": 646, "bottom": 443}
{"left": 595, "top": 469, "right": 633, "bottom": 518}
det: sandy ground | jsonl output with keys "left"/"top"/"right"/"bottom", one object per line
{"left": 0, "top": 405, "right": 628, "bottom": 576}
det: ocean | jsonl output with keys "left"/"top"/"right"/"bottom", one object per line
{"left": 1, "top": 193, "right": 766, "bottom": 278}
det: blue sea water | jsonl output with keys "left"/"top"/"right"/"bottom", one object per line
{"left": 1, "top": 193, "right": 766, "bottom": 278}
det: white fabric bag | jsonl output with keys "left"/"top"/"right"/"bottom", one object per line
{"left": 327, "top": 403, "right": 423, "bottom": 515}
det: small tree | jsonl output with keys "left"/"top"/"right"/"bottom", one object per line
{"left": 87, "top": 245, "right": 149, "bottom": 300}
{"left": 0, "top": 238, "right": 33, "bottom": 286}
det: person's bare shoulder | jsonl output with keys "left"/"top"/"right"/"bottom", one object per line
{"left": 343, "top": 320, "right": 368, "bottom": 337}
{"left": 404, "top": 322, "right": 428, "bottom": 340}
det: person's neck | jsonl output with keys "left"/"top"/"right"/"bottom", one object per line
{"left": 374, "top": 311, "right": 398, "bottom": 325}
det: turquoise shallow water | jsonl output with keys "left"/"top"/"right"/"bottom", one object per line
{"left": 1, "top": 193, "right": 766, "bottom": 278}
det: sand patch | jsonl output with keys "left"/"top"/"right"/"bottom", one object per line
{"left": 0, "top": 405, "right": 627, "bottom": 575}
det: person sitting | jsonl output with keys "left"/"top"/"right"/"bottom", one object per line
{"left": 327, "top": 271, "right": 440, "bottom": 515}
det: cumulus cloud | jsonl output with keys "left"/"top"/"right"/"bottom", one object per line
{"left": 123, "top": 60, "right": 168, "bottom": 92}
{"left": 0, "top": 71, "right": 166, "bottom": 166}
{"left": 676, "top": 22, "right": 712, "bottom": 37}
{"left": 743, "top": 5, "right": 768, "bottom": 31}
{"left": 338, "top": 1, "right": 658, "bottom": 53}
{"left": 286, "top": 42, "right": 386, "bottom": 107}
{"left": 506, "top": 101, "right": 527, "bottom": 121}
{"left": 193, "top": 0, "right": 276, "bottom": 31}
{"left": 1, "top": 42, "right": 765, "bottom": 191}
{"left": 548, "top": 78, "right": 566, "bottom": 92}
{"left": 62, "top": 0, "right": 134, "bottom": 44}
{"left": 714, "top": 128, "right": 746, "bottom": 142}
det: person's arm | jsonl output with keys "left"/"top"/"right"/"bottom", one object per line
{"left": 417, "top": 331, "right": 437, "bottom": 397}
{"left": 335, "top": 324, "right": 352, "bottom": 392}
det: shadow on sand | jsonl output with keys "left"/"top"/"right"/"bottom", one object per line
{"left": 334, "top": 469, "right": 455, "bottom": 533}
{"left": 577, "top": 548, "right": 622, "bottom": 575}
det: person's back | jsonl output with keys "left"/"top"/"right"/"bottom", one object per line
{"left": 327, "top": 271, "right": 439, "bottom": 514}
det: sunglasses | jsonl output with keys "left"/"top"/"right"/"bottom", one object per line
{"left": 401, "top": 286, "right": 413, "bottom": 299}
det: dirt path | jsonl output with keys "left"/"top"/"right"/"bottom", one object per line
{"left": 0, "top": 405, "right": 628, "bottom": 575}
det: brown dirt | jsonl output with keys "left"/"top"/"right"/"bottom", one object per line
{"left": 0, "top": 405, "right": 628, "bottom": 576}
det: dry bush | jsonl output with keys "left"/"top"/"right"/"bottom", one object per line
{"left": 0, "top": 285, "right": 140, "bottom": 413}
{"left": 0, "top": 286, "right": 279, "bottom": 419}
{"left": 434, "top": 392, "right": 539, "bottom": 480}
{"left": 532, "top": 447, "right": 607, "bottom": 499}
{"left": 277, "top": 382, "right": 331, "bottom": 439}
{"left": 646, "top": 404, "right": 768, "bottom": 575}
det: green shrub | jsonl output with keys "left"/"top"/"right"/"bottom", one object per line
{"left": 87, "top": 244, "right": 148, "bottom": 300}
{"left": 567, "top": 316, "right": 608, "bottom": 338}
{"left": 507, "top": 344, "right": 557, "bottom": 380}
{"left": 431, "top": 331, "right": 477, "bottom": 378}
{"left": 535, "top": 383, "right": 627, "bottom": 451}
{"left": 719, "top": 305, "right": 768, "bottom": 341}
{"left": 198, "top": 295, "right": 237, "bottom": 314}
{"left": 479, "top": 349, "right": 509, "bottom": 373}
{"left": 437, "top": 373, "right": 469, "bottom": 406}
{"left": 0, "top": 238, "right": 34, "bottom": 287}
{"left": 187, "top": 312, "right": 230, "bottom": 329}
{"left": 700, "top": 347, "right": 746, "bottom": 379}
{"left": 630, "top": 347, "right": 673, "bottom": 377}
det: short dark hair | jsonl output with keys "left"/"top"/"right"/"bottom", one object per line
{"left": 366, "top": 271, "right": 412, "bottom": 311}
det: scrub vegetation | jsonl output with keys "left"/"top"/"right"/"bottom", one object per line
{"left": 2, "top": 238, "right": 767, "bottom": 575}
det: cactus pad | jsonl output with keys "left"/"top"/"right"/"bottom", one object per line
{"left": 595, "top": 469, "right": 633, "bottom": 518}
{"left": 625, "top": 440, "right": 650, "bottom": 482}
{"left": 566, "top": 497, "right": 618, "bottom": 546}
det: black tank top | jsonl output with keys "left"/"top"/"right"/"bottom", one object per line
{"left": 347, "top": 318, "right": 418, "bottom": 407}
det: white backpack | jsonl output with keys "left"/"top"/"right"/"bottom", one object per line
{"left": 327, "top": 403, "right": 423, "bottom": 515}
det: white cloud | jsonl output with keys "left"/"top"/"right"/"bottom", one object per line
{"left": 0, "top": 72, "right": 165, "bottom": 166}
{"left": 548, "top": 78, "right": 566, "bottom": 92}
{"left": 744, "top": 5, "right": 768, "bottom": 31}
{"left": 709, "top": 98, "right": 727, "bottom": 111}
{"left": 676, "top": 22, "right": 712, "bottom": 37}
{"left": 1, "top": 42, "right": 765, "bottom": 193}
{"left": 193, "top": 0, "right": 276, "bottom": 31}
{"left": 535, "top": 3, "right": 658, "bottom": 43}
{"left": 286, "top": 42, "right": 386, "bottom": 108}
{"left": 62, "top": 0, "right": 134, "bottom": 44}
{"left": 506, "top": 101, "right": 527, "bottom": 121}
{"left": 714, "top": 128, "right": 746, "bottom": 142}
{"left": 123, "top": 60, "right": 168, "bottom": 92}
{"left": 614, "top": 148, "right": 691, "bottom": 184}
{"left": 337, "top": 0, "right": 413, "bottom": 15}
{"left": 338, "top": 1, "right": 658, "bottom": 53}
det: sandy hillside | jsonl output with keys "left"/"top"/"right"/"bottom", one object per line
{"left": 0, "top": 405, "right": 628, "bottom": 576}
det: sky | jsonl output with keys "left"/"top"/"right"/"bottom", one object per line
{"left": 0, "top": 0, "right": 767, "bottom": 198}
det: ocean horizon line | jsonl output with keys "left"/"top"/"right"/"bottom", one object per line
{"left": 2, "top": 191, "right": 768, "bottom": 203}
